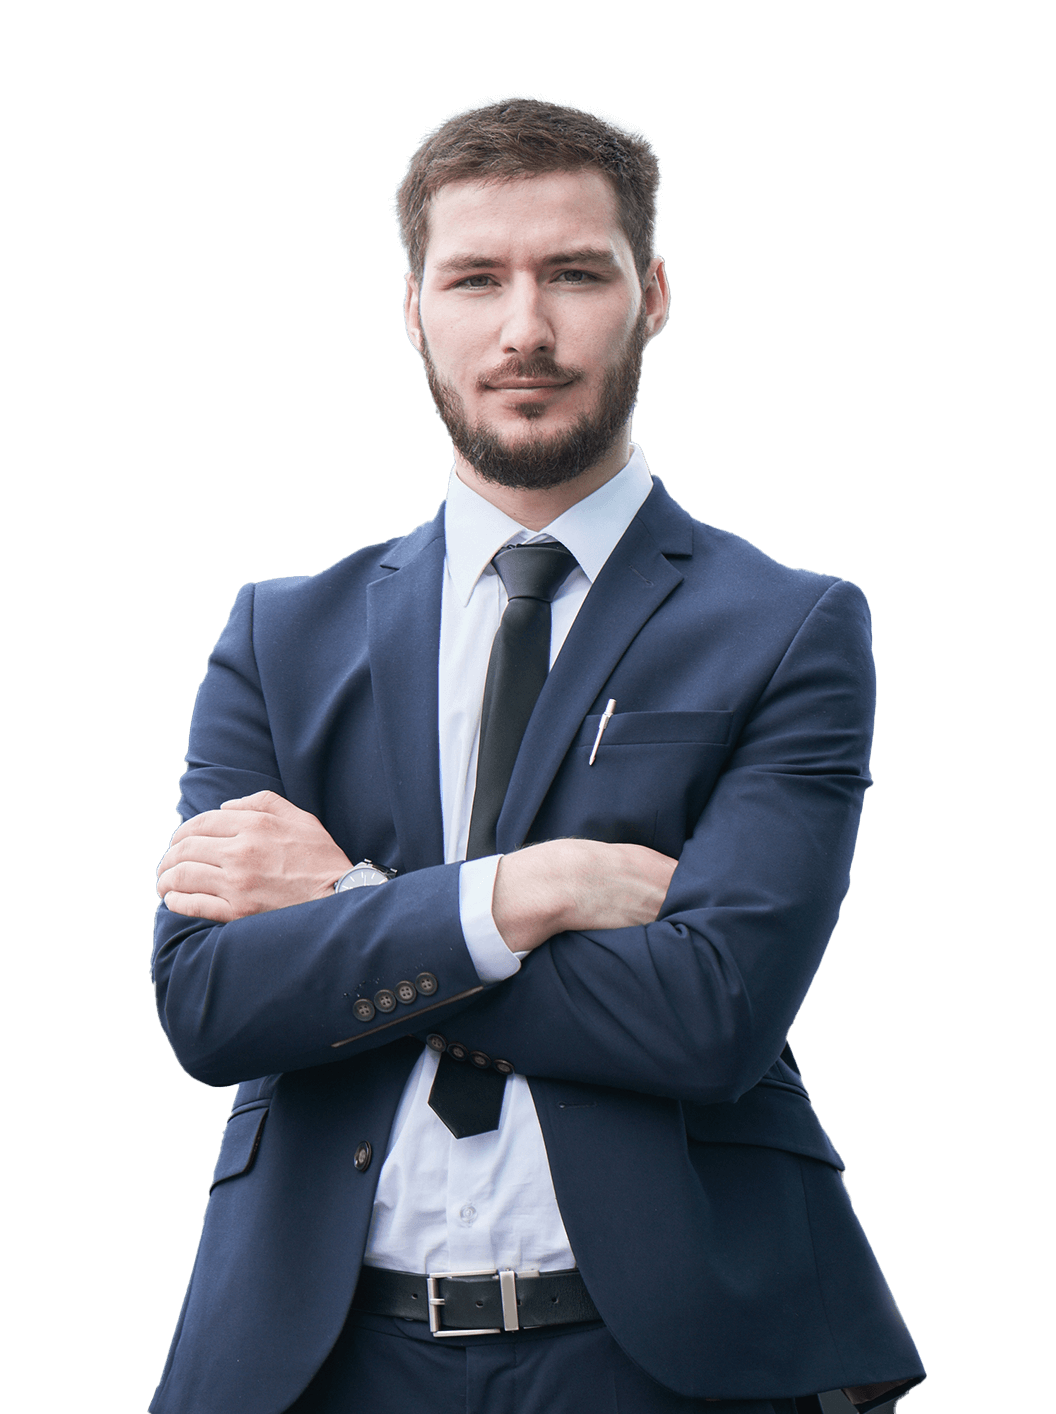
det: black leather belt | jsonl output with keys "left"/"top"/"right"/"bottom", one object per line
{"left": 353, "top": 1265, "right": 600, "bottom": 1336}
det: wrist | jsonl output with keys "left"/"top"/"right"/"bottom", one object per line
{"left": 492, "top": 842, "right": 574, "bottom": 953}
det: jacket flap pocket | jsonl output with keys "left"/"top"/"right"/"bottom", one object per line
{"left": 210, "top": 1106, "right": 268, "bottom": 1190}
{"left": 683, "top": 1082, "right": 844, "bottom": 1170}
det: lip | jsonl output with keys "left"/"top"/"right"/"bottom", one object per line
{"left": 485, "top": 379, "right": 574, "bottom": 390}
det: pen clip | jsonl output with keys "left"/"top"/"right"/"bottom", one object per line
{"left": 588, "top": 699, "right": 617, "bottom": 766}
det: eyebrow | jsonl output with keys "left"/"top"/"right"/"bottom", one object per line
{"left": 431, "top": 248, "right": 621, "bottom": 276}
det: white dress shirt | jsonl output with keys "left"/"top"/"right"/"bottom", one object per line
{"left": 363, "top": 446, "right": 654, "bottom": 1275}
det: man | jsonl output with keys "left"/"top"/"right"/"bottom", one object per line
{"left": 152, "top": 100, "right": 923, "bottom": 1414}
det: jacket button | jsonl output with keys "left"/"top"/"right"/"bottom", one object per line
{"left": 352, "top": 998, "right": 375, "bottom": 1022}
{"left": 395, "top": 980, "right": 417, "bottom": 1005}
{"left": 493, "top": 1058, "right": 514, "bottom": 1075}
{"left": 426, "top": 1033, "right": 447, "bottom": 1053}
{"left": 353, "top": 1141, "right": 372, "bottom": 1172}
{"left": 446, "top": 1042, "right": 468, "bottom": 1061}
{"left": 374, "top": 989, "right": 397, "bottom": 1013}
{"left": 470, "top": 1051, "right": 491, "bottom": 1069}
{"left": 415, "top": 972, "right": 438, "bottom": 996}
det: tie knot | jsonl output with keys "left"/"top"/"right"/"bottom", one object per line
{"left": 491, "top": 542, "right": 577, "bottom": 604}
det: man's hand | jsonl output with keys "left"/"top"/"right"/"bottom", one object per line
{"left": 492, "top": 839, "right": 678, "bottom": 954}
{"left": 157, "top": 791, "right": 353, "bottom": 923}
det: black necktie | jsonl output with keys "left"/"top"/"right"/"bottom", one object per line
{"left": 428, "top": 540, "right": 578, "bottom": 1139}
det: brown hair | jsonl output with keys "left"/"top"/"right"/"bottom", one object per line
{"left": 397, "top": 98, "right": 659, "bottom": 286}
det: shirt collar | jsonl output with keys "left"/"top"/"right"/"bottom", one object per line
{"left": 444, "top": 445, "right": 654, "bottom": 606}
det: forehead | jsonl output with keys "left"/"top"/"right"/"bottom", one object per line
{"left": 422, "top": 170, "right": 628, "bottom": 270}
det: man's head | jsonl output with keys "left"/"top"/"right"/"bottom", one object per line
{"left": 398, "top": 101, "right": 669, "bottom": 503}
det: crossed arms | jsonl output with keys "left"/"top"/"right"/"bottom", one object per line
{"left": 157, "top": 797, "right": 677, "bottom": 951}
{"left": 152, "top": 575, "right": 873, "bottom": 1102}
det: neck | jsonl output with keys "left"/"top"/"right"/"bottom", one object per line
{"left": 452, "top": 428, "right": 632, "bottom": 532}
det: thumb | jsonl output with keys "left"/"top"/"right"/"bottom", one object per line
{"left": 220, "top": 789, "right": 292, "bottom": 814}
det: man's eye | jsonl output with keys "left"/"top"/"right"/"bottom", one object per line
{"left": 455, "top": 271, "right": 595, "bottom": 288}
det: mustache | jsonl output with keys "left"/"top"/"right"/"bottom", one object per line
{"left": 477, "top": 355, "right": 583, "bottom": 390}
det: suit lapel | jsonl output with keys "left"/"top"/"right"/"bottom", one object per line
{"left": 365, "top": 480, "right": 694, "bottom": 866}
{"left": 367, "top": 513, "right": 447, "bottom": 873}
{"left": 497, "top": 482, "right": 692, "bottom": 851}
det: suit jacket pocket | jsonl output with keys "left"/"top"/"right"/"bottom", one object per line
{"left": 210, "top": 1103, "right": 269, "bottom": 1190}
{"left": 536, "top": 710, "right": 734, "bottom": 854}
{"left": 682, "top": 1079, "right": 844, "bottom": 1170}
{"left": 573, "top": 709, "right": 733, "bottom": 749}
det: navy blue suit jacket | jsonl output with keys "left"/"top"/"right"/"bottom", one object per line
{"left": 151, "top": 479, "right": 923, "bottom": 1413}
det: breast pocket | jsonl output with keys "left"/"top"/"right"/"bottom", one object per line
{"left": 536, "top": 710, "right": 735, "bottom": 854}
{"left": 580, "top": 710, "right": 733, "bottom": 749}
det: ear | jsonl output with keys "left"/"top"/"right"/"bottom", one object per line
{"left": 641, "top": 257, "right": 671, "bottom": 340}
{"left": 404, "top": 273, "right": 425, "bottom": 353}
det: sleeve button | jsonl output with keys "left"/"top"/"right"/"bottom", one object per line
{"left": 353, "top": 1141, "right": 372, "bottom": 1172}
{"left": 415, "top": 972, "right": 438, "bottom": 996}
{"left": 426, "top": 1033, "right": 447, "bottom": 1053}
{"left": 470, "top": 1051, "right": 492, "bottom": 1069}
{"left": 395, "top": 980, "right": 417, "bottom": 1005}
{"left": 493, "top": 1058, "right": 515, "bottom": 1075}
{"left": 373, "top": 989, "right": 397, "bottom": 1014}
{"left": 446, "top": 1043, "right": 468, "bottom": 1061}
{"left": 352, "top": 998, "right": 376, "bottom": 1022}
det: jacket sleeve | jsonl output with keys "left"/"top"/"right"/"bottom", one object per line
{"left": 152, "top": 584, "right": 487, "bottom": 1087}
{"left": 430, "top": 577, "right": 876, "bottom": 1107}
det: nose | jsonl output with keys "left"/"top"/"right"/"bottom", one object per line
{"left": 500, "top": 277, "right": 554, "bottom": 355}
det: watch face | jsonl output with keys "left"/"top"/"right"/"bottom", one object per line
{"left": 336, "top": 862, "right": 395, "bottom": 891}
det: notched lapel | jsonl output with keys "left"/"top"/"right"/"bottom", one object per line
{"left": 367, "top": 522, "right": 446, "bottom": 873}
{"left": 497, "top": 504, "right": 687, "bottom": 851}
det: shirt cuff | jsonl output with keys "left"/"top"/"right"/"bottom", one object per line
{"left": 459, "top": 855, "right": 523, "bottom": 983}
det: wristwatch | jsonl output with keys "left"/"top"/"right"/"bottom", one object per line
{"left": 334, "top": 860, "right": 398, "bottom": 892}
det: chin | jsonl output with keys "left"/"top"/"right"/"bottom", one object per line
{"left": 458, "top": 419, "right": 627, "bottom": 492}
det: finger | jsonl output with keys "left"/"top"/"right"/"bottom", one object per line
{"left": 157, "top": 835, "right": 231, "bottom": 877}
{"left": 170, "top": 810, "right": 243, "bottom": 846}
{"left": 221, "top": 789, "right": 293, "bottom": 815}
{"left": 161, "top": 891, "right": 236, "bottom": 924}
{"left": 159, "top": 837, "right": 212, "bottom": 871}
{"left": 157, "top": 860, "right": 228, "bottom": 901}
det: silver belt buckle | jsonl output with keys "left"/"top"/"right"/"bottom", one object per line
{"left": 426, "top": 1267, "right": 520, "bottom": 1336}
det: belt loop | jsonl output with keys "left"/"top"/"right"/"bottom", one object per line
{"left": 499, "top": 1269, "right": 520, "bottom": 1331}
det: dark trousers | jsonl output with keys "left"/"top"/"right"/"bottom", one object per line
{"left": 284, "top": 1310, "right": 819, "bottom": 1414}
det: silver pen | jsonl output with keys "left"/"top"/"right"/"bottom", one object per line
{"left": 588, "top": 699, "right": 617, "bottom": 766}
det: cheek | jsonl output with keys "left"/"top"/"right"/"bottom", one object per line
{"left": 571, "top": 306, "right": 639, "bottom": 368}
{"left": 421, "top": 316, "right": 487, "bottom": 382}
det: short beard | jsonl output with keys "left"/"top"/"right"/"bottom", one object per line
{"left": 421, "top": 305, "right": 648, "bottom": 491}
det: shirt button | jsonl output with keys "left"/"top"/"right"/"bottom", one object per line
{"left": 354, "top": 1141, "right": 372, "bottom": 1172}
{"left": 395, "top": 980, "right": 417, "bottom": 1004}
{"left": 373, "top": 989, "right": 397, "bottom": 1013}
{"left": 470, "top": 1051, "right": 491, "bottom": 1069}
{"left": 493, "top": 1058, "right": 515, "bottom": 1075}
{"left": 426, "top": 1034, "right": 447, "bottom": 1053}
{"left": 415, "top": 972, "right": 438, "bottom": 996}
{"left": 352, "top": 998, "right": 375, "bottom": 1022}
{"left": 459, "top": 1203, "right": 477, "bottom": 1224}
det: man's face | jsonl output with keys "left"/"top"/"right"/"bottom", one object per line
{"left": 405, "top": 170, "right": 667, "bottom": 490}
